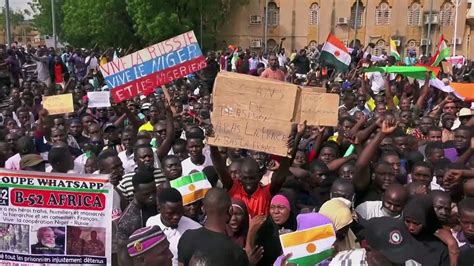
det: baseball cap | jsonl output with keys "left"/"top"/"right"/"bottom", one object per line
{"left": 127, "top": 226, "right": 167, "bottom": 257}
{"left": 103, "top": 123, "right": 117, "bottom": 133}
{"left": 362, "top": 217, "right": 419, "bottom": 264}
{"left": 459, "top": 107, "right": 473, "bottom": 117}
{"left": 141, "top": 102, "right": 151, "bottom": 110}
{"left": 20, "top": 154, "right": 46, "bottom": 169}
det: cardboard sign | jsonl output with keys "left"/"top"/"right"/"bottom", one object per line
{"left": 297, "top": 90, "right": 339, "bottom": 126}
{"left": 208, "top": 73, "right": 298, "bottom": 156}
{"left": 442, "top": 61, "right": 453, "bottom": 75}
{"left": 100, "top": 31, "right": 207, "bottom": 103}
{"left": 42, "top": 93, "right": 74, "bottom": 115}
{"left": 87, "top": 91, "right": 111, "bottom": 108}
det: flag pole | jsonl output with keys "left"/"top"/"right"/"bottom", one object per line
{"left": 453, "top": 0, "right": 463, "bottom": 56}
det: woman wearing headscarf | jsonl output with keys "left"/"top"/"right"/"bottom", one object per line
{"left": 255, "top": 192, "right": 297, "bottom": 266}
{"left": 403, "top": 195, "right": 453, "bottom": 266}
{"left": 226, "top": 198, "right": 249, "bottom": 248}
{"left": 319, "top": 198, "right": 360, "bottom": 252}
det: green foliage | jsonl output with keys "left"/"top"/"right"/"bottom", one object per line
{"left": 28, "top": 0, "right": 64, "bottom": 37}
{"left": 61, "top": 0, "right": 140, "bottom": 48}
{"left": 0, "top": 9, "right": 26, "bottom": 28}
{"left": 29, "top": 0, "right": 249, "bottom": 50}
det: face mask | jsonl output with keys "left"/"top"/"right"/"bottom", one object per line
{"left": 381, "top": 206, "right": 401, "bottom": 218}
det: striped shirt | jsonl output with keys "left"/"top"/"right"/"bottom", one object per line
{"left": 118, "top": 168, "right": 167, "bottom": 201}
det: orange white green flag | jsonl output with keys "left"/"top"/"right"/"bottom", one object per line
{"left": 320, "top": 33, "right": 351, "bottom": 72}
{"left": 279, "top": 223, "right": 336, "bottom": 265}
{"left": 170, "top": 172, "right": 211, "bottom": 205}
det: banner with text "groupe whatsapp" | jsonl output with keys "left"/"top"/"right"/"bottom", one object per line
{"left": 0, "top": 170, "right": 113, "bottom": 265}
{"left": 100, "top": 31, "right": 207, "bottom": 103}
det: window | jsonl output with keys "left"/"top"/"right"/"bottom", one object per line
{"left": 407, "top": 1, "right": 422, "bottom": 26}
{"left": 374, "top": 39, "right": 387, "bottom": 56}
{"left": 375, "top": 1, "right": 391, "bottom": 25}
{"left": 440, "top": 1, "right": 454, "bottom": 26}
{"left": 350, "top": 1, "right": 364, "bottom": 29}
{"left": 267, "top": 39, "right": 277, "bottom": 50}
{"left": 309, "top": 3, "right": 319, "bottom": 25}
{"left": 267, "top": 2, "right": 279, "bottom": 27}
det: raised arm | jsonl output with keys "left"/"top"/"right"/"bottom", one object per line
{"left": 353, "top": 118, "right": 397, "bottom": 191}
{"left": 209, "top": 145, "right": 233, "bottom": 190}
{"left": 384, "top": 75, "right": 396, "bottom": 110}
{"left": 415, "top": 72, "right": 431, "bottom": 110}
{"left": 156, "top": 104, "right": 175, "bottom": 160}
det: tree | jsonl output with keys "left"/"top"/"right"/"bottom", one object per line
{"left": 0, "top": 9, "right": 26, "bottom": 28}
{"left": 28, "top": 0, "right": 65, "bottom": 39}
{"left": 126, "top": 0, "right": 248, "bottom": 50}
{"left": 60, "top": 0, "right": 140, "bottom": 49}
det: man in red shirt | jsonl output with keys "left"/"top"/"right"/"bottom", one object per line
{"left": 260, "top": 53, "right": 285, "bottom": 82}
{"left": 210, "top": 146, "right": 292, "bottom": 218}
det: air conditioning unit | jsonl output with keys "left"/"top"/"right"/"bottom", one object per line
{"left": 393, "top": 39, "right": 401, "bottom": 46}
{"left": 420, "top": 38, "right": 430, "bottom": 45}
{"left": 250, "top": 38, "right": 263, "bottom": 48}
{"left": 337, "top": 17, "right": 348, "bottom": 25}
{"left": 454, "top": 38, "right": 462, "bottom": 44}
{"left": 424, "top": 14, "right": 439, "bottom": 24}
{"left": 249, "top": 15, "right": 262, "bottom": 25}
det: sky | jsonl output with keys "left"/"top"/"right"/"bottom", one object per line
{"left": 0, "top": 0, "right": 33, "bottom": 18}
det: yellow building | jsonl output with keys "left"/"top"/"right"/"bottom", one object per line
{"left": 0, "top": 20, "right": 44, "bottom": 46}
{"left": 218, "top": 0, "right": 473, "bottom": 58}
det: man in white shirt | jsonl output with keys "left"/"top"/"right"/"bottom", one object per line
{"left": 5, "top": 136, "right": 35, "bottom": 170}
{"left": 181, "top": 137, "right": 213, "bottom": 175}
{"left": 146, "top": 188, "right": 201, "bottom": 266}
{"left": 356, "top": 184, "right": 408, "bottom": 220}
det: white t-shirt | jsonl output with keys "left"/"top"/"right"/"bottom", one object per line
{"left": 5, "top": 153, "right": 21, "bottom": 170}
{"left": 146, "top": 214, "right": 201, "bottom": 266}
{"left": 355, "top": 201, "right": 401, "bottom": 220}
{"left": 180, "top": 152, "right": 213, "bottom": 175}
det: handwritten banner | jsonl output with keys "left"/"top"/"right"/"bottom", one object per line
{"left": 0, "top": 170, "right": 113, "bottom": 265}
{"left": 100, "top": 31, "right": 207, "bottom": 103}
{"left": 208, "top": 72, "right": 298, "bottom": 156}
{"left": 42, "top": 94, "right": 74, "bottom": 115}
{"left": 87, "top": 91, "right": 111, "bottom": 108}
{"left": 208, "top": 73, "right": 340, "bottom": 155}
{"left": 297, "top": 90, "right": 339, "bottom": 126}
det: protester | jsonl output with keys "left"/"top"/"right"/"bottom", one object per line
{"left": 146, "top": 188, "right": 201, "bottom": 266}
{"left": 0, "top": 28, "right": 473, "bottom": 266}
{"left": 177, "top": 188, "right": 249, "bottom": 266}
{"left": 127, "top": 225, "right": 173, "bottom": 266}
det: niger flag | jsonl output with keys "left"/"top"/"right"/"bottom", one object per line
{"left": 320, "top": 33, "right": 351, "bottom": 72}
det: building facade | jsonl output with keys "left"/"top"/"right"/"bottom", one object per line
{"left": 218, "top": 0, "right": 474, "bottom": 59}
{"left": 0, "top": 20, "right": 44, "bottom": 46}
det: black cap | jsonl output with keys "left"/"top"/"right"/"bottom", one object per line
{"left": 363, "top": 217, "right": 419, "bottom": 264}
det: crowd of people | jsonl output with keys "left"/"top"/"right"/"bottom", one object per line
{"left": 0, "top": 38, "right": 473, "bottom": 266}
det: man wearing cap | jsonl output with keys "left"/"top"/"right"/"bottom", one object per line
{"left": 459, "top": 107, "right": 473, "bottom": 126}
{"left": 127, "top": 225, "right": 172, "bottom": 266}
{"left": 19, "top": 154, "right": 46, "bottom": 172}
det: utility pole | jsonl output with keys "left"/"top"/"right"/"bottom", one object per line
{"left": 353, "top": 0, "right": 360, "bottom": 48}
{"left": 453, "top": 0, "right": 463, "bottom": 56}
{"left": 5, "top": 0, "right": 11, "bottom": 48}
{"left": 51, "top": 0, "right": 57, "bottom": 49}
{"left": 200, "top": 9, "right": 203, "bottom": 50}
{"left": 264, "top": 0, "right": 269, "bottom": 53}
{"left": 426, "top": 0, "right": 434, "bottom": 56}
